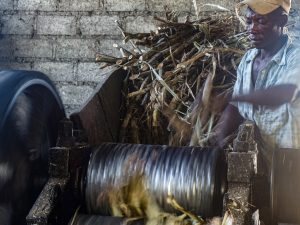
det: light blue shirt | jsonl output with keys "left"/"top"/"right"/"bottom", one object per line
{"left": 232, "top": 37, "right": 300, "bottom": 161}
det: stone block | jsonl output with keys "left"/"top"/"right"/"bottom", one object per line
{"left": 0, "top": 38, "right": 13, "bottom": 59}
{"left": 64, "top": 104, "right": 80, "bottom": 115}
{"left": 58, "top": 0, "right": 100, "bottom": 11}
{"left": 227, "top": 152, "right": 257, "bottom": 183}
{"left": 105, "top": 0, "right": 145, "bottom": 11}
{"left": 147, "top": 0, "right": 192, "bottom": 12}
{"left": 37, "top": 16, "right": 76, "bottom": 35}
{"left": 55, "top": 38, "right": 97, "bottom": 59}
{"left": 79, "top": 15, "right": 120, "bottom": 36}
{"left": 1, "top": 15, "right": 34, "bottom": 35}
{"left": 77, "top": 62, "right": 112, "bottom": 82}
{"left": 14, "top": 39, "right": 53, "bottom": 58}
{"left": 0, "top": 62, "right": 31, "bottom": 70}
{"left": 124, "top": 16, "right": 157, "bottom": 33}
{"left": 17, "top": 0, "right": 57, "bottom": 11}
{"left": 226, "top": 183, "right": 253, "bottom": 225}
{"left": 26, "top": 178, "right": 67, "bottom": 225}
{"left": 234, "top": 122, "right": 257, "bottom": 152}
{"left": 0, "top": 0, "right": 13, "bottom": 10}
{"left": 49, "top": 147, "right": 69, "bottom": 178}
{"left": 57, "top": 84, "right": 94, "bottom": 105}
{"left": 33, "top": 62, "right": 74, "bottom": 81}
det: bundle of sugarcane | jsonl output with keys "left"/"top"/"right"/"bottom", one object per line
{"left": 96, "top": 12, "right": 249, "bottom": 147}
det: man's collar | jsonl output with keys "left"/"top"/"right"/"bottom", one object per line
{"left": 245, "top": 35, "right": 291, "bottom": 65}
{"left": 246, "top": 48, "right": 259, "bottom": 63}
{"left": 271, "top": 36, "right": 291, "bottom": 66}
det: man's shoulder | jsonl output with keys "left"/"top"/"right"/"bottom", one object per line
{"left": 244, "top": 48, "right": 257, "bottom": 58}
{"left": 239, "top": 48, "right": 257, "bottom": 65}
{"left": 287, "top": 39, "right": 300, "bottom": 57}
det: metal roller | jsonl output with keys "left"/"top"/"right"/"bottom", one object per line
{"left": 0, "top": 70, "right": 65, "bottom": 225}
{"left": 270, "top": 148, "right": 300, "bottom": 225}
{"left": 85, "top": 143, "right": 227, "bottom": 218}
{"left": 69, "top": 215, "right": 145, "bottom": 225}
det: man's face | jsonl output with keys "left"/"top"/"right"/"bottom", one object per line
{"left": 245, "top": 8, "right": 282, "bottom": 49}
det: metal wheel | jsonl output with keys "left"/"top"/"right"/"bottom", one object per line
{"left": 0, "top": 70, "right": 65, "bottom": 225}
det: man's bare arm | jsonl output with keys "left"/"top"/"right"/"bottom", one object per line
{"left": 231, "top": 84, "right": 298, "bottom": 106}
{"left": 215, "top": 104, "right": 244, "bottom": 148}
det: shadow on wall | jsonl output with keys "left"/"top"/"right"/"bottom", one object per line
{"left": 0, "top": 17, "right": 15, "bottom": 65}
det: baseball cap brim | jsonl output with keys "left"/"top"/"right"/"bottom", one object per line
{"left": 239, "top": 0, "right": 280, "bottom": 15}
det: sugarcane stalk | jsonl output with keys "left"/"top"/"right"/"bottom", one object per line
{"left": 128, "top": 88, "right": 150, "bottom": 98}
{"left": 131, "top": 118, "right": 140, "bottom": 144}
{"left": 154, "top": 16, "right": 194, "bottom": 28}
{"left": 157, "top": 38, "right": 196, "bottom": 69}
{"left": 113, "top": 43, "right": 138, "bottom": 58}
{"left": 202, "top": 56, "right": 216, "bottom": 107}
{"left": 95, "top": 54, "right": 121, "bottom": 64}
{"left": 116, "top": 58, "right": 129, "bottom": 66}
{"left": 119, "top": 107, "right": 134, "bottom": 142}
{"left": 167, "top": 195, "right": 205, "bottom": 224}
{"left": 115, "top": 20, "right": 143, "bottom": 54}
{"left": 123, "top": 32, "right": 151, "bottom": 40}
{"left": 141, "top": 42, "right": 180, "bottom": 62}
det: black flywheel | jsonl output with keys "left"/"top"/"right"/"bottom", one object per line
{"left": 0, "top": 70, "right": 65, "bottom": 225}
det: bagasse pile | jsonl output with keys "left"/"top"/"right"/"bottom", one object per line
{"left": 97, "top": 12, "right": 249, "bottom": 147}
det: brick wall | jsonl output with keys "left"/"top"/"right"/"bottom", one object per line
{"left": 0, "top": 0, "right": 299, "bottom": 114}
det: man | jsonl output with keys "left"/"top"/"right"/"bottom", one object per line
{"left": 216, "top": 0, "right": 300, "bottom": 169}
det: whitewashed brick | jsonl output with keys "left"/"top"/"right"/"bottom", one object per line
{"left": 37, "top": 16, "right": 76, "bottom": 35}
{"left": 58, "top": 84, "right": 94, "bottom": 105}
{"left": 99, "top": 39, "right": 125, "bottom": 57}
{"left": 55, "top": 39, "right": 98, "bottom": 59}
{"left": 79, "top": 15, "right": 120, "bottom": 36}
{"left": 14, "top": 39, "right": 53, "bottom": 58}
{"left": 147, "top": 0, "right": 192, "bottom": 12}
{"left": 33, "top": 62, "right": 74, "bottom": 81}
{"left": 1, "top": 15, "right": 34, "bottom": 35}
{"left": 194, "top": 0, "right": 238, "bottom": 12}
{"left": 0, "top": 62, "right": 31, "bottom": 70}
{"left": 58, "top": 0, "right": 100, "bottom": 11}
{"left": 0, "top": 38, "right": 13, "bottom": 58}
{"left": 77, "top": 62, "right": 113, "bottom": 82}
{"left": 17, "top": 0, "right": 57, "bottom": 11}
{"left": 0, "top": 0, "right": 13, "bottom": 10}
{"left": 125, "top": 16, "right": 157, "bottom": 33}
{"left": 105, "top": 0, "right": 145, "bottom": 11}
{"left": 64, "top": 104, "right": 80, "bottom": 115}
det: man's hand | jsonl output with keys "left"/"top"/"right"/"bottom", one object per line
{"left": 231, "top": 84, "right": 298, "bottom": 107}
{"left": 215, "top": 104, "right": 244, "bottom": 148}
